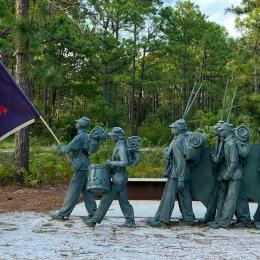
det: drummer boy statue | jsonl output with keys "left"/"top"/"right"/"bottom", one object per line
{"left": 82, "top": 127, "right": 136, "bottom": 228}
{"left": 49, "top": 117, "right": 103, "bottom": 220}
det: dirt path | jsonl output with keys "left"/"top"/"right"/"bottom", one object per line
{"left": 0, "top": 184, "right": 67, "bottom": 213}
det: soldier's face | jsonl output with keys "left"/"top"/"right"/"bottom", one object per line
{"left": 171, "top": 126, "right": 180, "bottom": 135}
{"left": 111, "top": 134, "right": 118, "bottom": 142}
{"left": 214, "top": 128, "right": 220, "bottom": 136}
{"left": 219, "top": 129, "right": 227, "bottom": 137}
{"left": 76, "top": 122, "right": 80, "bottom": 130}
{"left": 92, "top": 129, "right": 100, "bottom": 139}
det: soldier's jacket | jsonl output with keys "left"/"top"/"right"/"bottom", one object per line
{"left": 210, "top": 138, "right": 225, "bottom": 175}
{"left": 218, "top": 134, "right": 242, "bottom": 180}
{"left": 166, "top": 132, "right": 190, "bottom": 181}
{"left": 59, "top": 130, "right": 100, "bottom": 170}
{"left": 211, "top": 138, "right": 224, "bottom": 164}
{"left": 110, "top": 140, "right": 129, "bottom": 186}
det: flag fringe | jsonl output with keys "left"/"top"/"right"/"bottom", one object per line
{"left": 0, "top": 119, "right": 35, "bottom": 141}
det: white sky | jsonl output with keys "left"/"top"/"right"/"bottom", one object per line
{"left": 164, "top": 0, "right": 242, "bottom": 37}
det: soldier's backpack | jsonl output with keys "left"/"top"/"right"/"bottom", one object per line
{"left": 126, "top": 136, "right": 141, "bottom": 167}
{"left": 184, "top": 132, "right": 206, "bottom": 165}
{"left": 90, "top": 126, "right": 108, "bottom": 140}
{"left": 234, "top": 125, "right": 250, "bottom": 159}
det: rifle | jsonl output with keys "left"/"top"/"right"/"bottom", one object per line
{"left": 183, "top": 83, "right": 203, "bottom": 119}
{"left": 227, "top": 85, "right": 238, "bottom": 123}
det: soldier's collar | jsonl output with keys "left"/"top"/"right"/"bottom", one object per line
{"left": 77, "top": 129, "right": 87, "bottom": 134}
{"left": 174, "top": 132, "right": 186, "bottom": 139}
{"left": 117, "top": 139, "right": 125, "bottom": 144}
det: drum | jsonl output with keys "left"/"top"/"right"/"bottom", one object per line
{"left": 87, "top": 164, "right": 111, "bottom": 194}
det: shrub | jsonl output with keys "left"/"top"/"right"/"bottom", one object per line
{"left": 128, "top": 147, "right": 166, "bottom": 178}
{"left": 0, "top": 164, "right": 17, "bottom": 185}
{"left": 27, "top": 149, "right": 72, "bottom": 187}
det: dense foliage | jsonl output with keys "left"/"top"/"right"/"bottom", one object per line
{"left": 1, "top": 0, "right": 259, "bottom": 146}
{"left": 0, "top": 1, "right": 259, "bottom": 183}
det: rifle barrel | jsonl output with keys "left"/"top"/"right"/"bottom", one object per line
{"left": 183, "top": 81, "right": 197, "bottom": 118}
{"left": 227, "top": 85, "right": 238, "bottom": 123}
{"left": 185, "top": 83, "right": 203, "bottom": 117}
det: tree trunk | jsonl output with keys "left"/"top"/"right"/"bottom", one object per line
{"left": 15, "top": 0, "right": 30, "bottom": 174}
{"left": 131, "top": 24, "right": 137, "bottom": 135}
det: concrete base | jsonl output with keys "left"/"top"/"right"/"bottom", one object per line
{"left": 0, "top": 202, "right": 260, "bottom": 259}
{"left": 72, "top": 200, "right": 259, "bottom": 219}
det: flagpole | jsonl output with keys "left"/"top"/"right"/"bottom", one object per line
{"left": 39, "top": 116, "right": 70, "bottom": 162}
{"left": 39, "top": 116, "right": 61, "bottom": 144}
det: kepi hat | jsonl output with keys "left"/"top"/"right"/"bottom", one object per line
{"left": 169, "top": 119, "right": 187, "bottom": 130}
{"left": 75, "top": 116, "right": 90, "bottom": 128}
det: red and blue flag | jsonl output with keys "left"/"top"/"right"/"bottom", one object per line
{"left": 0, "top": 62, "right": 39, "bottom": 141}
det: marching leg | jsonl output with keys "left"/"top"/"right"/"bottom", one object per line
{"left": 82, "top": 178, "right": 97, "bottom": 217}
{"left": 49, "top": 170, "right": 87, "bottom": 219}
{"left": 118, "top": 184, "right": 135, "bottom": 227}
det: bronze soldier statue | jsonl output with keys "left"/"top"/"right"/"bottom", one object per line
{"left": 203, "top": 121, "right": 251, "bottom": 227}
{"left": 82, "top": 127, "right": 137, "bottom": 228}
{"left": 210, "top": 123, "right": 247, "bottom": 228}
{"left": 149, "top": 119, "right": 196, "bottom": 227}
{"left": 202, "top": 120, "right": 226, "bottom": 223}
{"left": 49, "top": 117, "right": 102, "bottom": 220}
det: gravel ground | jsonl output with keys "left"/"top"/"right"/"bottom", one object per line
{"left": 0, "top": 201, "right": 260, "bottom": 260}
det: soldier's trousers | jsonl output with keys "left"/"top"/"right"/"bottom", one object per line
{"left": 204, "top": 181, "right": 219, "bottom": 222}
{"left": 206, "top": 180, "right": 250, "bottom": 223}
{"left": 91, "top": 182, "right": 134, "bottom": 224}
{"left": 235, "top": 183, "right": 251, "bottom": 224}
{"left": 57, "top": 170, "right": 97, "bottom": 217}
{"left": 154, "top": 178, "right": 194, "bottom": 224}
{"left": 254, "top": 203, "right": 260, "bottom": 223}
{"left": 216, "top": 179, "right": 241, "bottom": 226}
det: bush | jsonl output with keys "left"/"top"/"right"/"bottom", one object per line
{"left": 91, "top": 142, "right": 113, "bottom": 164}
{"left": 0, "top": 141, "right": 216, "bottom": 185}
{"left": 0, "top": 151, "right": 18, "bottom": 185}
{"left": 0, "top": 164, "right": 17, "bottom": 185}
{"left": 27, "top": 149, "right": 72, "bottom": 187}
{"left": 128, "top": 147, "right": 166, "bottom": 178}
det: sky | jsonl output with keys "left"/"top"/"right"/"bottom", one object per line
{"left": 164, "top": 0, "right": 242, "bottom": 37}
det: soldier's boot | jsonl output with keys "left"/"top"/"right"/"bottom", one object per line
{"left": 149, "top": 220, "right": 167, "bottom": 228}
{"left": 80, "top": 214, "right": 94, "bottom": 221}
{"left": 198, "top": 217, "right": 215, "bottom": 224}
{"left": 255, "top": 221, "right": 260, "bottom": 229}
{"left": 209, "top": 222, "right": 221, "bottom": 229}
{"left": 147, "top": 217, "right": 158, "bottom": 222}
{"left": 197, "top": 218, "right": 207, "bottom": 224}
{"left": 209, "top": 221, "right": 229, "bottom": 229}
{"left": 118, "top": 220, "right": 135, "bottom": 228}
{"left": 82, "top": 217, "right": 96, "bottom": 228}
{"left": 48, "top": 211, "right": 66, "bottom": 220}
{"left": 234, "top": 220, "right": 252, "bottom": 228}
{"left": 180, "top": 219, "right": 195, "bottom": 226}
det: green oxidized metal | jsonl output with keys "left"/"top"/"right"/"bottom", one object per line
{"left": 190, "top": 144, "right": 260, "bottom": 206}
